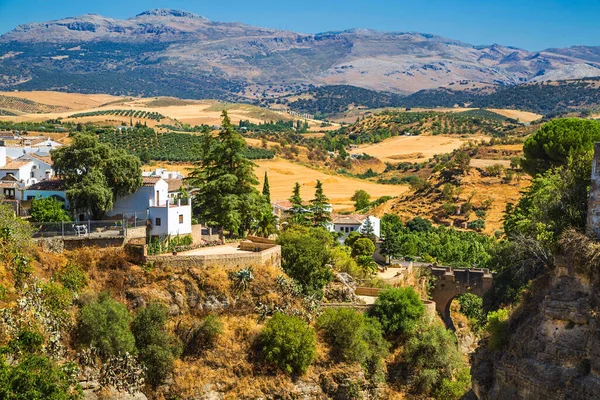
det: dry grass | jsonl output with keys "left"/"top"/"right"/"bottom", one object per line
{"left": 350, "top": 135, "right": 477, "bottom": 163}
{"left": 255, "top": 159, "right": 408, "bottom": 210}
{"left": 486, "top": 108, "right": 542, "bottom": 123}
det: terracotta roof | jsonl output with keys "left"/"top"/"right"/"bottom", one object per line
{"left": 0, "top": 160, "right": 33, "bottom": 170}
{"left": 26, "top": 179, "right": 66, "bottom": 191}
{"left": 21, "top": 153, "right": 53, "bottom": 165}
{"left": 272, "top": 200, "right": 312, "bottom": 210}
{"left": 331, "top": 214, "right": 369, "bottom": 225}
{"left": 142, "top": 176, "right": 162, "bottom": 186}
{"left": 165, "top": 178, "right": 183, "bottom": 192}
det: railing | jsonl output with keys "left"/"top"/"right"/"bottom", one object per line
{"left": 32, "top": 220, "right": 126, "bottom": 239}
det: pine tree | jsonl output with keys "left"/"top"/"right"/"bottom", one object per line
{"left": 188, "top": 111, "right": 263, "bottom": 236}
{"left": 262, "top": 171, "right": 271, "bottom": 204}
{"left": 289, "top": 182, "right": 303, "bottom": 209}
{"left": 361, "top": 216, "right": 377, "bottom": 243}
{"left": 310, "top": 180, "right": 331, "bottom": 227}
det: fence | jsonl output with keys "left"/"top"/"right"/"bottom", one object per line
{"left": 32, "top": 220, "right": 126, "bottom": 239}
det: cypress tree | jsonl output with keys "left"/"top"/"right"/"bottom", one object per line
{"left": 262, "top": 171, "right": 271, "bottom": 204}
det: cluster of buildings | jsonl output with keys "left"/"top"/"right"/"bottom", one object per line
{"left": 0, "top": 138, "right": 192, "bottom": 238}
{"left": 271, "top": 200, "right": 381, "bottom": 242}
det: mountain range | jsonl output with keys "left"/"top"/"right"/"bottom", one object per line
{"left": 1, "top": 9, "right": 600, "bottom": 101}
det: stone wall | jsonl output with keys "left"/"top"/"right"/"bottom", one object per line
{"left": 146, "top": 245, "right": 281, "bottom": 269}
{"left": 37, "top": 236, "right": 125, "bottom": 251}
{"left": 125, "top": 226, "right": 146, "bottom": 240}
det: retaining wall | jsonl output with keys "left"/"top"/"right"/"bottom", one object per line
{"left": 145, "top": 245, "right": 281, "bottom": 269}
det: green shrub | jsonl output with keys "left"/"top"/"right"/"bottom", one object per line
{"left": 369, "top": 287, "right": 425, "bottom": 336}
{"left": 41, "top": 282, "right": 73, "bottom": 323}
{"left": 406, "top": 217, "right": 432, "bottom": 232}
{"left": 467, "top": 219, "right": 486, "bottom": 231}
{"left": 317, "top": 308, "right": 388, "bottom": 374}
{"left": 0, "top": 355, "right": 82, "bottom": 399}
{"left": 8, "top": 329, "right": 44, "bottom": 355}
{"left": 351, "top": 238, "right": 376, "bottom": 258}
{"left": 456, "top": 293, "right": 485, "bottom": 330}
{"left": 131, "top": 303, "right": 182, "bottom": 388}
{"left": 30, "top": 197, "right": 71, "bottom": 223}
{"left": 475, "top": 209, "right": 487, "bottom": 219}
{"left": 76, "top": 293, "right": 136, "bottom": 357}
{"left": 396, "top": 320, "right": 469, "bottom": 398}
{"left": 486, "top": 308, "right": 510, "bottom": 350}
{"left": 256, "top": 313, "right": 316, "bottom": 375}
{"left": 442, "top": 202, "right": 458, "bottom": 216}
{"left": 56, "top": 264, "right": 87, "bottom": 293}
{"left": 179, "top": 314, "right": 223, "bottom": 357}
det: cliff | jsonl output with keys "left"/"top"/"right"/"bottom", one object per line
{"left": 471, "top": 231, "right": 600, "bottom": 399}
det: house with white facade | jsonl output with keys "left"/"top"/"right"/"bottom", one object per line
{"left": 328, "top": 214, "right": 381, "bottom": 244}
{"left": 106, "top": 177, "right": 192, "bottom": 238}
{"left": 143, "top": 168, "right": 184, "bottom": 180}
{"left": 22, "top": 176, "right": 192, "bottom": 238}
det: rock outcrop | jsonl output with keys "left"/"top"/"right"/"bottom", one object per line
{"left": 472, "top": 252, "right": 600, "bottom": 399}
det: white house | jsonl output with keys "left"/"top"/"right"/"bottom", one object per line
{"left": 22, "top": 176, "right": 192, "bottom": 238}
{"left": 16, "top": 153, "right": 54, "bottom": 182}
{"left": 328, "top": 214, "right": 381, "bottom": 244}
{"left": 106, "top": 176, "right": 192, "bottom": 237}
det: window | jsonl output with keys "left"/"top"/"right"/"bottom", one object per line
{"left": 30, "top": 171, "right": 35, "bottom": 178}
{"left": 155, "top": 218, "right": 162, "bottom": 226}
{"left": 351, "top": 227, "right": 355, "bottom": 231}
{"left": 179, "top": 215, "right": 183, "bottom": 224}
{"left": 339, "top": 227, "right": 343, "bottom": 232}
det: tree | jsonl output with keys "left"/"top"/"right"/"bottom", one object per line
{"left": 255, "top": 313, "right": 316, "bottom": 376}
{"left": 131, "top": 304, "right": 181, "bottom": 388}
{"left": 370, "top": 287, "right": 425, "bottom": 336}
{"left": 30, "top": 197, "right": 71, "bottom": 223}
{"left": 310, "top": 180, "right": 331, "bottom": 227}
{"left": 277, "top": 226, "right": 333, "bottom": 297}
{"left": 262, "top": 171, "right": 271, "bottom": 204}
{"left": 361, "top": 216, "right": 377, "bottom": 242}
{"left": 188, "top": 111, "right": 264, "bottom": 236}
{"left": 288, "top": 182, "right": 310, "bottom": 225}
{"left": 522, "top": 118, "right": 600, "bottom": 176}
{"left": 52, "top": 133, "right": 142, "bottom": 219}
{"left": 351, "top": 237, "right": 376, "bottom": 258}
{"left": 406, "top": 216, "right": 433, "bottom": 232}
{"left": 76, "top": 293, "right": 136, "bottom": 357}
{"left": 351, "top": 190, "right": 371, "bottom": 211}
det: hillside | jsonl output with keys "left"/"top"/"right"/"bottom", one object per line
{"left": 2, "top": 9, "right": 600, "bottom": 100}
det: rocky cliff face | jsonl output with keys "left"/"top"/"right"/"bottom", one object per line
{"left": 472, "top": 241, "right": 600, "bottom": 399}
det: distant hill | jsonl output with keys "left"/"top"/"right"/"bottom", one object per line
{"left": 1, "top": 9, "right": 600, "bottom": 101}
{"left": 277, "top": 80, "right": 600, "bottom": 117}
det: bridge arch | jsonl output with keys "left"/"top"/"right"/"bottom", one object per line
{"left": 428, "top": 266, "right": 493, "bottom": 328}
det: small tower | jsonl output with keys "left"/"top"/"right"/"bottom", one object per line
{"left": 586, "top": 143, "right": 600, "bottom": 238}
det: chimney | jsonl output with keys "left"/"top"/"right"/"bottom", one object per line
{"left": 587, "top": 142, "right": 600, "bottom": 238}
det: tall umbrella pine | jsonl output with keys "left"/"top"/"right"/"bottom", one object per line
{"left": 187, "top": 111, "right": 263, "bottom": 237}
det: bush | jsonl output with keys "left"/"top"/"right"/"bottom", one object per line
{"left": 255, "top": 313, "right": 316, "bottom": 375}
{"left": 76, "top": 293, "right": 136, "bottom": 357}
{"left": 131, "top": 303, "right": 182, "bottom": 388}
{"left": 0, "top": 355, "right": 82, "bottom": 399}
{"left": 484, "top": 164, "right": 505, "bottom": 177}
{"left": 30, "top": 197, "right": 71, "bottom": 223}
{"left": 396, "top": 320, "right": 470, "bottom": 398}
{"left": 179, "top": 314, "right": 223, "bottom": 357}
{"left": 40, "top": 282, "right": 73, "bottom": 324}
{"left": 441, "top": 202, "right": 458, "bottom": 216}
{"left": 278, "top": 227, "right": 333, "bottom": 297}
{"left": 317, "top": 308, "right": 388, "bottom": 372}
{"left": 56, "top": 263, "right": 87, "bottom": 293}
{"left": 369, "top": 287, "right": 425, "bottom": 336}
{"left": 467, "top": 219, "right": 486, "bottom": 231}
{"left": 486, "top": 308, "right": 510, "bottom": 350}
{"left": 351, "top": 237, "right": 376, "bottom": 258}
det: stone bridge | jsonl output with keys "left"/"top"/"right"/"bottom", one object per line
{"left": 428, "top": 266, "right": 493, "bottom": 328}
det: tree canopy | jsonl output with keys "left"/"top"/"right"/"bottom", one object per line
{"left": 52, "top": 133, "right": 142, "bottom": 218}
{"left": 188, "top": 111, "right": 265, "bottom": 235}
{"left": 522, "top": 118, "right": 600, "bottom": 176}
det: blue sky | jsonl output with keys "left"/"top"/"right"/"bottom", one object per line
{"left": 0, "top": 0, "right": 596, "bottom": 50}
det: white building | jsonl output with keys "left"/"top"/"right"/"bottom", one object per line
{"left": 142, "top": 168, "right": 184, "bottom": 180}
{"left": 0, "top": 142, "right": 56, "bottom": 188}
{"left": 106, "top": 177, "right": 192, "bottom": 238}
{"left": 22, "top": 176, "right": 192, "bottom": 238}
{"left": 328, "top": 214, "right": 381, "bottom": 244}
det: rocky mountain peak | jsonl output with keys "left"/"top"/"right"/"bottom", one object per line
{"left": 133, "top": 9, "right": 208, "bottom": 21}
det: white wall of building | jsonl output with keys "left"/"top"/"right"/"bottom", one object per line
{"left": 107, "top": 180, "right": 169, "bottom": 217}
{"left": 1, "top": 163, "right": 36, "bottom": 186}
{"left": 148, "top": 200, "right": 192, "bottom": 237}
{"left": 17, "top": 155, "right": 53, "bottom": 182}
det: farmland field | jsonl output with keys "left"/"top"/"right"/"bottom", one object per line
{"left": 350, "top": 135, "right": 479, "bottom": 163}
